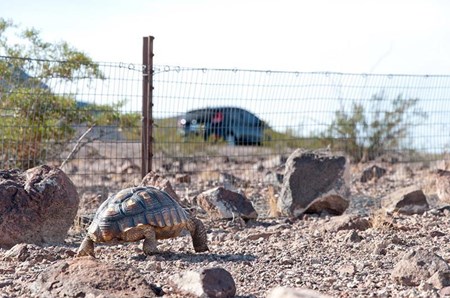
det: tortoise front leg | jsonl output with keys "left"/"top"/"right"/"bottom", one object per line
{"left": 187, "top": 217, "right": 209, "bottom": 252}
{"left": 77, "top": 236, "right": 95, "bottom": 257}
{"left": 142, "top": 226, "right": 159, "bottom": 255}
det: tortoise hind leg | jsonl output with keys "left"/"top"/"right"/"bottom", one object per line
{"left": 187, "top": 217, "right": 209, "bottom": 252}
{"left": 142, "top": 226, "right": 159, "bottom": 255}
{"left": 77, "top": 236, "right": 95, "bottom": 257}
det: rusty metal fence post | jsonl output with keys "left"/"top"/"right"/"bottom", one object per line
{"left": 142, "top": 36, "right": 154, "bottom": 177}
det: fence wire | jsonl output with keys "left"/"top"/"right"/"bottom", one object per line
{"left": 0, "top": 56, "right": 143, "bottom": 194}
{"left": 1, "top": 56, "right": 450, "bottom": 197}
{"left": 153, "top": 66, "right": 450, "bottom": 176}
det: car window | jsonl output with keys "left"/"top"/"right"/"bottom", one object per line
{"left": 187, "top": 109, "right": 210, "bottom": 124}
{"left": 241, "top": 110, "right": 260, "bottom": 126}
{"left": 184, "top": 107, "right": 262, "bottom": 127}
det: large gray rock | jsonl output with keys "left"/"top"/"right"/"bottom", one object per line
{"left": 0, "top": 165, "right": 79, "bottom": 248}
{"left": 381, "top": 185, "right": 429, "bottom": 215}
{"left": 278, "top": 149, "right": 350, "bottom": 217}
{"left": 391, "top": 248, "right": 450, "bottom": 288}
{"left": 169, "top": 267, "right": 236, "bottom": 298}
{"left": 196, "top": 186, "right": 258, "bottom": 220}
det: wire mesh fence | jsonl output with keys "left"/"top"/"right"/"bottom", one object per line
{"left": 1, "top": 56, "right": 450, "bottom": 196}
{"left": 153, "top": 66, "right": 450, "bottom": 175}
{"left": 0, "top": 56, "right": 143, "bottom": 194}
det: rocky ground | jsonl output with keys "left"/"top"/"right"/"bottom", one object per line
{"left": 1, "top": 156, "right": 450, "bottom": 297}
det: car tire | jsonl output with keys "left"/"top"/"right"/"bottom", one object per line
{"left": 203, "top": 128, "right": 211, "bottom": 141}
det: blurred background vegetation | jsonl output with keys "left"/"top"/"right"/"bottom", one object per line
{"left": 0, "top": 17, "right": 429, "bottom": 173}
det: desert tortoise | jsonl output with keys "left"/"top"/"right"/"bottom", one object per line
{"left": 77, "top": 186, "right": 208, "bottom": 257}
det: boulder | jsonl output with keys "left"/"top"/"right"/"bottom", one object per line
{"left": 391, "top": 248, "right": 450, "bottom": 287}
{"left": 0, "top": 165, "right": 79, "bottom": 248}
{"left": 196, "top": 187, "right": 258, "bottom": 220}
{"left": 278, "top": 149, "right": 350, "bottom": 217}
{"left": 30, "top": 258, "right": 157, "bottom": 297}
{"left": 436, "top": 170, "right": 450, "bottom": 204}
{"left": 169, "top": 267, "right": 236, "bottom": 298}
{"left": 381, "top": 185, "right": 429, "bottom": 215}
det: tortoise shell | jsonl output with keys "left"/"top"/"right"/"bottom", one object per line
{"left": 87, "top": 186, "right": 189, "bottom": 242}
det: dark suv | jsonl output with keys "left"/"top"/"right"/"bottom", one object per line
{"left": 178, "top": 107, "right": 265, "bottom": 145}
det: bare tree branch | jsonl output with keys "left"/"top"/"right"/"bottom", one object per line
{"left": 60, "top": 125, "right": 95, "bottom": 169}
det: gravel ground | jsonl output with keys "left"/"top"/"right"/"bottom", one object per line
{"left": 1, "top": 160, "right": 449, "bottom": 297}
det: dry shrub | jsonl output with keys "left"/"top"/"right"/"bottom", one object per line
{"left": 369, "top": 208, "right": 394, "bottom": 230}
{"left": 198, "top": 169, "right": 221, "bottom": 183}
{"left": 267, "top": 185, "right": 280, "bottom": 217}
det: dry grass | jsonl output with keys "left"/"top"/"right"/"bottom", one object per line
{"left": 369, "top": 208, "right": 394, "bottom": 230}
{"left": 267, "top": 185, "right": 281, "bottom": 217}
{"left": 197, "top": 169, "right": 221, "bottom": 183}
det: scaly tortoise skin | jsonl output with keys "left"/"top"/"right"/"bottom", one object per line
{"left": 77, "top": 186, "right": 208, "bottom": 257}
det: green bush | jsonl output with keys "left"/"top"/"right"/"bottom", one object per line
{"left": 0, "top": 18, "right": 133, "bottom": 169}
{"left": 1, "top": 87, "right": 75, "bottom": 166}
{"left": 119, "top": 112, "right": 142, "bottom": 140}
{"left": 0, "top": 84, "right": 136, "bottom": 168}
{"left": 321, "top": 93, "right": 427, "bottom": 162}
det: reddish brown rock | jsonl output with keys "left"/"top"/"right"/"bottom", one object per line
{"left": 30, "top": 257, "right": 157, "bottom": 297}
{"left": 0, "top": 165, "right": 79, "bottom": 248}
